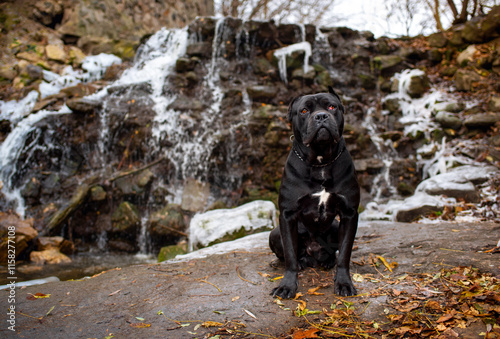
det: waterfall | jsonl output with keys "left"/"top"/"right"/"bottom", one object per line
{"left": 0, "top": 106, "right": 72, "bottom": 217}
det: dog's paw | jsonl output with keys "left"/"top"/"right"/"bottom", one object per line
{"left": 271, "top": 283, "right": 298, "bottom": 299}
{"left": 271, "top": 273, "right": 298, "bottom": 299}
{"left": 334, "top": 272, "right": 357, "bottom": 296}
{"left": 334, "top": 281, "right": 357, "bottom": 296}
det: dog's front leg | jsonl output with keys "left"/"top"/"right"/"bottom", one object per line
{"left": 335, "top": 211, "right": 358, "bottom": 296}
{"left": 272, "top": 216, "right": 299, "bottom": 299}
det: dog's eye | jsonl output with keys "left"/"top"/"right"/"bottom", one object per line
{"left": 328, "top": 105, "right": 336, "bottom": 111}
{"left": 301, "top": 108, "right": 308, "bottom": 114}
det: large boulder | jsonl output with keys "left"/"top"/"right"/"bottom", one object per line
{"left": 148, "top": 204, "right": 186, "bottom": 239}
{"left": 395, "top": 193, "right": 445, "bottom": 222}
{"left": 0, "top": 213, "right": 38, "bottom": 263}
{"left": 181, "top": 179, "right": 210, "bottom": 212}
{"left": 462, "top": 5, "right": 500, "bottom": 43}
{"left": 246, "top": 85, "right": 279, "bottom": 103}
{"left": 454, "top": 69, "right": 481, "bottom": 91}
{"left": 435, "top": 111, "right": 463, "bottom": 130}
{"left": 57, "top": 0, "right": 214, "bottom": 44}
{"left": 464, "top": 112, "right": 500, "bottom": 129}
{"left": 188, "top": 200, "right": 277, "bottom": 251}
{"left": 111, "top": 201, "right": 140, "bottom": 233}
{"left": 30, "top": 248, "right": 71, "bottom": 265}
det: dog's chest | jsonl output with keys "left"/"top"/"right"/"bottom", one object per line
{"left": 312, "top": 188, "right": 330, "bottom": 207}
{"left": 298, "top": 185, "right": 337, "bottom": 228}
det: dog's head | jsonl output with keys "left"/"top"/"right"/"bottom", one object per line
{"left": 288, "top": 87, "right": 345, "bottom": 149}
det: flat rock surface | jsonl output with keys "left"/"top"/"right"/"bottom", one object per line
{"left": 1, "top": 221, "right": 499, "bottom": 338}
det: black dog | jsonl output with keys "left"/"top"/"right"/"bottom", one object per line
{"left": 269, "top": 87, "right": 360, "bottom": 298}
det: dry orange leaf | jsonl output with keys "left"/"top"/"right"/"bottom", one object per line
{"left": 293, "top": 328, "right": 320, "bottom": 339}
{"left": 308, "top": 286, "right": 324, "bottom": 295}
{"left": 296, "top": 299, "right": 307, "bottom": 311}
{"left": 202, "top": 321, "right": 223, "bottom": 328}
{"left": 437, "top": 311, "right": 456, "bottom": 323}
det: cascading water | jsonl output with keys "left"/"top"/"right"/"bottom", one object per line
{"left": 0, "top": 106, "right": 72, "bottom": 217}
{"left": 0, "top": 54, "right": 122, "bottom": 217}
{"left": 360, "top": 68, "right": 497, "bottom": 222}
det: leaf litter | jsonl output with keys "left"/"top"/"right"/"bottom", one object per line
{"left": 284, "top": 265, "right": 499, "bottom": 338}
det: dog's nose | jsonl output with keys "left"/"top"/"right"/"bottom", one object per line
{"left": 314, "top": 112, "right": 328, "bottom": 121}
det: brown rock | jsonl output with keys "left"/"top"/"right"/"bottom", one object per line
{"left": 45, "top": 44, "right": 67, "bottom": 63}
{"left": 30, "top": 248, "right": 71, "bottom": 265}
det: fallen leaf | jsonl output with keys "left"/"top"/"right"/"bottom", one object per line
{"left": 308, "top": 286, "right": 324, "bottom": 295}
{"left": 425, "top": 300, "right": 442, "bottom": 312}
{"left": 393, "top": 301, "right": 420, "bottom": 312}
{"left": 437, "top": 311, "right": 456, "bottom": 323}
{"left": 293, "top": 328, "right": 320, "bottom": 339}
{"left": 293, "top": 292, "right": 304, "bottom": 300}
{"left": 202, "top": 321, "right": 223, "bottom": 328}
{"left": 243, "top": 309, "right": 257, "bottom": 319}
{"left": 27, "top": 293, "right": 51, "bottom": 300}
{"left": 258, "top": 272, "right": 271, "bottom": 278}
{"left": 377, "top": 255, "right": 393, "bottom": 272}
{"left": 352, "top": 273, "right": 364, "bottom": 282}
{"left": 129, "top": 322, "right": 151, "bottom": 328}
{"left": 231, "top": 296, "right": 240, "bottom": 302}
{"left": 109, "top": 289, "right": 121, "bottom": 296}
{"left": 436, "top": 323, "right": 447, "bottom": 331}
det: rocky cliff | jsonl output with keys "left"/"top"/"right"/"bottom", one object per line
{"left": 0, "top": 3, "right": 499, "bottom": 262}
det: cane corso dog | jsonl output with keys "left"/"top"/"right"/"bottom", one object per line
{"left": 269, "top": 87, "right": 360, "bottom": 298}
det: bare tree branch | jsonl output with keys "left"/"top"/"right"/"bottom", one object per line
{"left": 447, "top": 0, "right": 459, "bottom": 17}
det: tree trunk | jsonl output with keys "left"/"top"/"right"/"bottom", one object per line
{"left": 457, "top": 0, "right": 470, "bottom": 24}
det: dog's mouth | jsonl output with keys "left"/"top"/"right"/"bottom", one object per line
{"left": 304, "top": 127, "right": 338, "bottom": 147}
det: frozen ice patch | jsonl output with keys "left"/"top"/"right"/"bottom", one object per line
{"left": 169, "top": 231, "right": 270, "bottom": 263}
{"left": 188, "top": 200, "right": 277, "bottom": 251}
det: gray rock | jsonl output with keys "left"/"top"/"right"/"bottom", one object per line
{"left": 186, "top": 42, "right": 212, "bottom": 58}
{"left": 464, "top": 112, "right": 500, "bottom": 129}
{"left": 111, "top": 202, "right": 140, "bottom": 233}
{"left": 407, "top": 73, "right": 429, "bottom": 98}
{"left": 175, "top": 57, "right": 197, "bottom": 73}
{"left": 66, "top": 98, "right": 102, "bottom": 115}
{"left": 457, "top": 45, "right": 477, "bottom": 66}
{"left": 435, "top": 111, "right": 463, "bottom": 130}
{"left": 149, "top": 204, "right": 186, "bottom": 238}
{"left": 181, "top": 178, "right": 210, "bottom": 212}
{"left": 448, "top": 165, "right": 499, "bottom": 185}
{"left": 428, "top": 32, "right": 448, "bottom": 48}
{"left": 488, "top": 96, "right": 500, "bottom": 111}
{"left": 374, "top": 55, "right": 403, "bottom": 70}
{"left": 114, "top": 169, "right": 155, "bottom": 195}
{"left": 246, "top": 85, "right": 279, "bottom": 103}
{"left": 354, "top": 158, "right": 385, "bottom": 172}
{"left": 395, "top": 193, "right": 445, "bottom": 222}
{"left": 417, "top": 177, "right": 479, "bottom": 202}
{"left": 168, "top": 95, "right": 206, "bottom": 112}
{"left": 433, "top": 101, "right": 465, "bottom": 113}
{"left": 90, "top": 186, "right": 106, "bottom": 201}
{"left": 454, "top": 70, "right": 481, "bottom": 91}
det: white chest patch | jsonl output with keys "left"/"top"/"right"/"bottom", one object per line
{"left": 312, "top": 188, "right": 330, "bottom": 207}
{"left": 317, "top": 156, "right": 323, "bottom": 163}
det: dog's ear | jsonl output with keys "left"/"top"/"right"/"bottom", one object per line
{"left": 287, "top": 96, "right": 300, "bottom": 122}
{"left": 328, "top": 86, "right": 342, "bottom": 102}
